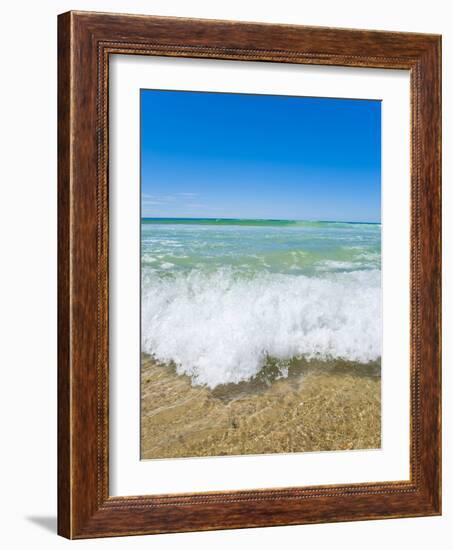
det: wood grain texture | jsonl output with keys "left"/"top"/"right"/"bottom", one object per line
{"left": 57, "top": 10, "right": 441, "bottom": 539}
{"left": 57, "top": 11, "right": 72, "bottom": 537}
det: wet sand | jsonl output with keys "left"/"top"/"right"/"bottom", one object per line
{"left": 141, "top": 355, "right": 381, "bottom": 459}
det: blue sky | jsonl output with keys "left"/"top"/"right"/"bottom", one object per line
{"left": 141, "top": 90, "right": 381, "bottom": 222}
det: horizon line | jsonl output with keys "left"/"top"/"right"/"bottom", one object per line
{"left": 141, "top": 216, "right": 381, "bottom": 224}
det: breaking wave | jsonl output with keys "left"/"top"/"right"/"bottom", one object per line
{"left": 141, "top": 269, "right": 381, "bottom": 388}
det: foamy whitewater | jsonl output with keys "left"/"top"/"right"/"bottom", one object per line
{"left": 141, "top": 219, "right": 381, "bottom": 388}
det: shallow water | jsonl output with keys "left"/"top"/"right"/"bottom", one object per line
{"left": 141, "top": 355, "right": 381, "bottom": 459}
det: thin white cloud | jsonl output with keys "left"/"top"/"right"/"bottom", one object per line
{"left": 142, "top": 195, "right": 170, "bottom": 206}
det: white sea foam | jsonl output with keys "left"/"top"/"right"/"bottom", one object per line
{"left": 315, "top": 260, "right": 359, "bottom": 271}
{"left": 141, "top": 269, "right": 381, "bottom": 388}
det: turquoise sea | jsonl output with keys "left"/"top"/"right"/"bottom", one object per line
{"left": 141, "top": 218, "right": 381, "bottom": 388}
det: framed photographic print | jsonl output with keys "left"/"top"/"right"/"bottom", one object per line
{"left": 58, "top": 11, "right": 441, "bottom": 538}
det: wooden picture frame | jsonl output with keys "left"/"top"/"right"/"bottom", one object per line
{"left": 58, "top": 10, "right": 441, "bottom": 539}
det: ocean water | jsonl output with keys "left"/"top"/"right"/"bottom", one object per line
{"left": 141, "top": 218, "right": 381, "bottom": 389}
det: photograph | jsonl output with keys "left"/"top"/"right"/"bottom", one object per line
{"left": 140, "top": 89, "right": 382, "bottom": 459}
{"left": 0, "top": 0, "right": 445, "bottom": 544}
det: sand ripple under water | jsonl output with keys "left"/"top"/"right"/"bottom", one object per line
{"left": 141, "top": 355, "right": 381, "bottom": 459}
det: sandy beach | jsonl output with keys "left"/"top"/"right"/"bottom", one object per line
{"left": 141, "top": 354, "right": 381, "bottom": 460}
